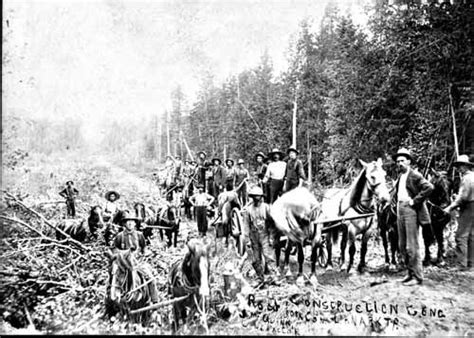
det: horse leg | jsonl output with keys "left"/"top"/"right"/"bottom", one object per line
{"left": 274, "top": 237, "right": 281, "bottom": 271}
{"left": 346, "top": 229, "right": 356, "bottom": 273}
{"left": 380, "top": 227, "right": 390, "bottom": 265}
{"left": 309, "top": 243, "right": 319, "bottom": 285}
{"left": 389, "top": 228, "right": 398, "bottom": 267}
{"left": 326, "top": 234, "right": 334, "bottom": 270}
{"left": 358, "top": 230, "right": 371, "bottom": 273}
{"left": 340, "top": 224, "right": 349, "bottom": 271}
{"left": 295, "top": 243, "right": 305, "bottom": 286}
{"left": 434, "top": 220, "right": 446, "bottom": 265}
{"left": 284, "top": 241, "right": 292, "bottom": 277}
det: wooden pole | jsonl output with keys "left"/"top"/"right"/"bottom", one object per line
{"left": 307, "top": 132, "right": 312, "bottom": 185}
{"left": 166, "top": 110, "right": 171, "bottom": 156}
{"left": 180, "top": 130, "right": 194, "bottom": 161}
{"left": 292, "top": 87, "right": 297, "bottom": 148}
{"left": 449, "top": 85, "right": 459, "bottom": 158}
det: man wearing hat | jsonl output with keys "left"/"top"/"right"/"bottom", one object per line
{"left": 235, "top": 159, "right": 250, "bottom": 205}
{"left": 103, "top": 190, "right": 121, "bottom": 223}
{"left": 444, "top": 154, "right": 474, "bottom": 270}
{"left": 283, "top": 146, "right": 307, "bottom": 193}
{"left": 262, "top": 148, "right": 287, "bottom": 203}
{"left": 244, "top": 185, "right": 279, "bottom": 287}
{"left": 393, "top": 148, "right": 433, "bottom": 286}
{"left": 224, "top": 158, "right": 237, "bottom": 191}
{"left": 59, "top": 181, "right": 79, "bottom": 218}
{"left": 113, "top": 212, "right": 147, "bottom": 254}
{"left": 254, "top": 152, "right": 268, "bottom": 201}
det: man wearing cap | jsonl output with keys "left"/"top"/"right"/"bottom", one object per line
{"left": 444, "top": 154, "right": 474, "bottom": 270}
{"left": 254, "top": 152, "right": 268, "bottom": 201}
{"left": 113, "top": 213, "right": 147, "bottom": 254}
{"left": 244, "top": 185, "right": 279, "bottom": 286}
{"left": 262, "top": 148, "right": 287, "bottom": 204}
{"left": 210, "top": 158, "right": 225, "bottom": 202}
{"left": 235, "top": 159, "right": 250, "bottom": 205}
{"left": 393, "top": 148, "right": 433, "bottom": 286}
{"left": 190, "top": 184, "right": 215, "bottom": 237}
{"left": 103, "top": 190, "right": 120, "bottom": 223}
{"left": 59, "top": 181, "right": 79, "bottom": 218}
{"left": 224, "top": 159, "right": 237, "bottom": 191}
{"left": 283, "top": 146, "right": 306, "bottom": 193}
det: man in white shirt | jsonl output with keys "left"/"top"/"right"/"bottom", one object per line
{"left": 103, "top": 190, "right": 120, "bottom": 223}
{"left": 262, "top": 148, "right": 287, "bottom": 204}
{"left": 393, "top": 148, "right": 433, "bottom": 286}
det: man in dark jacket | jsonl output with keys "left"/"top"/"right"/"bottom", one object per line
{"left": 255, "top": 152, "right": 268, "bottom": 201}
{"left": 283, "top": 146, "right": 306, "bottom": 193}
{"left": 59, "top": 181, "right": 79, "bottom": 218}
{"left": 210, "top": 158, "right": 225, "bottom": 202}
{"left": 196, "top": 151, "right": 210, "bottom": 191}
{"left": 393, "top": 148, "right": 433, "bottom": 286}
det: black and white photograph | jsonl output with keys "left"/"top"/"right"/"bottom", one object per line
{"left": 1, "top": 0, "right": 473, "bottom": 335}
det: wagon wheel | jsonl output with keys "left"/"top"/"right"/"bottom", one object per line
{"left": 231, "top": 208, "right": 245, "bottom": 256}
{"left": 317, "top": 241, "right": 329, "bottom": 268}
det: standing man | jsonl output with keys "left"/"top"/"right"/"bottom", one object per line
{"left": 244, "top": 186, "right": 279, "bottom": 287}
{"left": 255, "top": 152, "right": 268, "bottom": 201}
{"left": 235, "top": 159, "right": 250, "bottom": 206}
{"left": 393, "top": 148, "right": 433, "bottom": 286}
{"left": 190, "top": 184, "right": 215, "bottom": 237}
{"left": 211, "top": 157, "right": 225, "bottom": 202}
{"left": 283, "top": 146, "right": 306, "bottom": 193}
{"left": 196, "top": 151, "right": 210, "bottom": 191}
{"left": 262, "top": 148, "right": 287, "bottom": 204}
{"left": 444, "top": 154, "right": 474, "bottom": 271}
{"left": 224, "top": 158, "right": 236, "bottom": 191}
{"left": 59, "top": 181, "right": 79, "bottom": 218}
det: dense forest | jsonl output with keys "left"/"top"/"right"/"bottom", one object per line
{"left": 2, "top": 1, "right": 473, "bottom": 185}
{"left": 150, "top": 1, "right": 473, "bottom": 185}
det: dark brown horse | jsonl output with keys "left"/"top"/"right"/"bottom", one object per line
{"left": 88, "top": 205, "right": 105, "bottom": 240}
{"left": 133, "top": 203, "right": 153, "bottom": 244}
{"left": 146, "top": 204, "right": 180, "bottom": 248}
{"left": 56, "top": 218, "right": 90, "bottom": 242}
{"left": 168, "top": 239, "right": 210, "bottom": 332}
{"left": 105, "top": 248, "right": 159, "bottom": 324}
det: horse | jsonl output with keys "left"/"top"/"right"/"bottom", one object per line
{"left": 147, "top": 204, "right": 180, "bottom": 248}
{"left": 215, "top": 190, "right": 246, "bottom": 255}
{"left": 56, "top": 218, "right": 91, "bottom": 243}
{"left": 168, "top": 238, "right": 210, "bottom": 332}
{"left": 105, "top": 248, "right": 159, "bottom": 324}
{"left": 377, "top": 193, "right": 399, "bottom": 267}
{"left": 424, "top": 169, "right": 451, "bottom": 265}
{"left": 133, "top": 203, "right": 154, "bottom": 244}
{"left": 319, "top": 158, "right": 390, "bottom": 273}
{"left": 270, "top": 187, "right": 321, "bottom": 285}
{"left": 88, "top": 205, "right": 105, "bottom": 240}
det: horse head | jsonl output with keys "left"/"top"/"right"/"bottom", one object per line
{"left": 429, "top": 169, "right": 450, "bottom": 207}
{"left": 107, "top": 248, "right": 137, "bottom": 302}
{"left": 133, "top": 203, "right": 147, "bottom": 221}
{"left": 167, "top": 205, "right": 178, "bottom": 223}
{"left": 360, "top": 158, "right": 390, "bottom": 205}
{"left": 183, "top": 238, "right": 210, "bottom": 297}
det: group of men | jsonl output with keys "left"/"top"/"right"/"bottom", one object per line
{"left": 161, "top": 146, "right": 307, "bottom": 207}
{"left": 58, "top": 146, "right": 474, "bottom": 288}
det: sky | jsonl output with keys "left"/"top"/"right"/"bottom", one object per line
{"left": 3, "top": 0, "right": 370, "bottom": 144}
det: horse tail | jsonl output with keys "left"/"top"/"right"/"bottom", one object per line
{"left": 330, "top": 226, "right": 339, "bottom": 245}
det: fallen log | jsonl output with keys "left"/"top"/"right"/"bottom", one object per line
{"left": 3, "top": 191, "right": 89, "bottom": 251}
{"left": 129, "top": 295, "right": 189, "bottom": 315}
